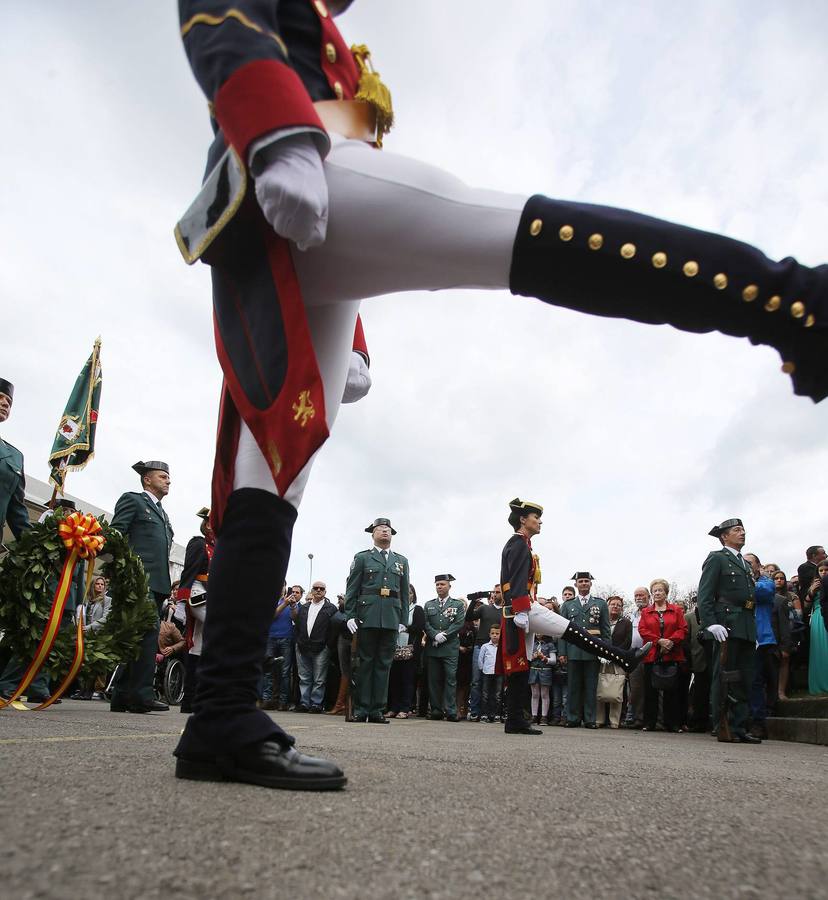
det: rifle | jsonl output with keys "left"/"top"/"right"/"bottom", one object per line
{"left": 717, "top": 638, "right": 740, "bottom": 743}
{"left": 345, "top": 632, "right": 359, "bottom": 722}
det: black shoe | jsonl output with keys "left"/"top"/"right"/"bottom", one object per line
{"left": 429, "top": 713, "right": 444, "bottom": 720}
{"left": 584, "top": 722, "right": 599, "bottom": 729}
{"left": 26, "top": 694, "right": 59, "bottom": 704}
{"left": 129, "top": 699, "right": 170, "bottom": 713}
{"left": 750, "top": 723, "right": 768, "bottom": 740}
{"left": 368, "top": 716, "right": 390, "bottom": 724}
{"left": 736, "top": 733, "right": 762, "bottom": 744}
{"left": 175, "top": 740, "right": 347, "bottom": 790}
{"left": 348, "top": 714, "right": 368, "bottom": 723}
{"left": 110, "top": 699, "right": 129, "bottom": 712}
{"left": 309, "top": 706, "right": 323, "bottom": 714}
{"left": 564, "top": 721, "right": 581, "bottom": 728}
{"left": 445, "top": 715, "right": 459, "bottom": 722}
{"left": 294, "top": 705, "right": 309, "bottom": 713}
{"left": 504, "top": 725, "right": 543, "bottom": 735}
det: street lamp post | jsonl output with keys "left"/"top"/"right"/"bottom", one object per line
{"left": 308, "top": 553, "right": 314, "bottom": 586}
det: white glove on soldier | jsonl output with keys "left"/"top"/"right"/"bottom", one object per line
{"left": 434, "top": 632, "right": 447, "bottom": 645}
{"left": 342, "top": 351, "right": 372, "bottom": 403}
{"left": 398, "top": 624, "right": 407, "bottom": 633}
{"left": 706, "top": 624, "right": 728, "bottom": 642}
{"left": 253, "top": 133, "right": 328, "bottom": 250}
{"left": 513, "top": 611, "right": 529, "bottom": 632}
{"left": 346, "top": 618, "right": 359, "bottom": 635}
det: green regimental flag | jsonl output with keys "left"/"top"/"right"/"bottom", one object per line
{"left": 48, "top": 338, "right": 103, "bottom": 493}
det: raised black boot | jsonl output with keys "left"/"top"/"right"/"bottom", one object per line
{"left": 174, "top": 488, "right": 346, "bottom": 790}
{"left": 510, "top": 195, "right": 828, "bottom": 402}
{"left": 561, "top": 621, "right": 651, "bottom": 673}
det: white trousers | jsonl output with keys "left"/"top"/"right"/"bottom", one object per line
{"left": 525, "top": 600, "right": 569, "bottom": 662}
{"left": 233, "top": 134, "right": 528, "bottom": 505}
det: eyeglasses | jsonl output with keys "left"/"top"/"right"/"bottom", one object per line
{"left": 312, "top": 586, "right": 325, "bottom": 591}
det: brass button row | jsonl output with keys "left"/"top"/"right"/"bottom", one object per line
{"left": 326, "top": 42, "right": 337, "bottom": 63}
{"left": 528, "top": 217, "right": 814, "bottom": 329}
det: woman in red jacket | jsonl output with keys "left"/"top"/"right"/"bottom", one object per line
{"left": 638, "top": 579, "right": 689, "bottom": 733}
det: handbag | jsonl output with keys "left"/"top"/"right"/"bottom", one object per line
{"left": 596, "top": 671, "right": 625, "bottom": 704}
{"left": 650, "top": 610, "right": 678, "bottom": 691}
{"left": 393, "top": 643, "right": 414, "bottom": 662}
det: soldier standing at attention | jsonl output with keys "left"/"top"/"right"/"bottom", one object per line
{"left": 697, "top": 518, "right": 766, "bottom": 744}
{"left": 423, "top": 575, "right": 465, "bottom": 721}
{"left": 559, "top": 572, "right": 610, "bottom": 728}
{"left": 109, "top": 461, "right": 174, "bottom": 714}
{"left": 0, "top": 378, "right": 29, "bottom": 542}
{"left": 345, "top": 518, "right": 409, "bottom": 723}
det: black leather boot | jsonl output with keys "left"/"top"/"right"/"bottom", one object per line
{"left": 174, "top": 488, "right": 345, "bottom": 790}
{"left": 561, "top": 621, "right": 650, "bottom": 673}
{"left": 510, "top": 195, "right": 828, "bottom": 402}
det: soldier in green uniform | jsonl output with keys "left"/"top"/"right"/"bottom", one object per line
{"left": 344, "top": 517, "right": 410, "bottom": 723}
{"left": 0, "top": 379, "right": 30, "bottom": 543}
{"left": 559, "top": 572, "right": 610, "bottom": 728}
{"left": 697, "top": 518, "right": 762, "bottom": 744}
{"left": 109, "top": 460, "right": 174, "bottom": 714}
{"left": 423, "top": 575, "right": 466, "bottom": 721}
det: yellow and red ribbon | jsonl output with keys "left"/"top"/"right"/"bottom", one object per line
{"left": 0, "top": 512, "right": 104, "bottom": 710}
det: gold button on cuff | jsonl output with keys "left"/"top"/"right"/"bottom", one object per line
{"left": 790, "top": 301, "right": 806, "bottom": 319}
{"left": 781, "top": 361, "right": 796, "bottom": 375}
{"left": 325, "top": 42, "right": 337, "bottom": 63}
{"left": 651, "top": 252, "right": 667, "bottom": 268}
{"left": 742, "top": 284, "right": 759, "bottom": 302}
{"left": 682, "top": 261, "right": 699, "bottom": 277}
{"left": 559, "top": 224, "right": 574, "bottom": 241}
{"left": 314, "top": 0, "right": 329, "bottom": 17}
{"left": 713, "top": 273, "right": 728, "bottom": 290}
{"left": 588, "top": 233, "right": 603, "bottom": 250}
{"left": 764, "top": 295, "right": 781, "bottom": 312}
{"left": 529, "top": 219, "right": 543, "bottom": 237}
{"left": 805, "top": 314, "right": 816, "bottom": 328}
{"left": 620, "top": 243, "right": 636, "bottom": 259}
{"left": 334, "top": 81, "right": 344, "bottom": 99}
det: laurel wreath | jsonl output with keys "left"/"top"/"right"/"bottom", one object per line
{"left": 0, "top": 514, "right": 157, "bottom": 680}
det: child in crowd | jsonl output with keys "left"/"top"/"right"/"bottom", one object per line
{"left": 477, "top": 625, "right": 502, "bottom": 723}
{"left": 529, "top": 636, "right": 556, "bottom": 725}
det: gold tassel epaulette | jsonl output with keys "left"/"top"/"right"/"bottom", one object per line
{"left": 532, "top": 553, "right": 542, "bottom": 585}
{"left": 350, "top": 43, "right": 393, "bottom": 147}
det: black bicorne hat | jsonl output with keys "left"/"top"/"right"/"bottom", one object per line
{"left": 132, "top": 460, "right": 170, "bottom": 476}
{"left": 708, "top": 518, "right": 743, "bottom": 538}
{"left": 365, "top": 517, "right": 396, "bottom": 535}
{"left": 0, "top": 378, "right": 14, "bottom": 401}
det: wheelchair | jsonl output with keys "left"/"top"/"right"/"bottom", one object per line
{"left": 153, "top": 650, "right": 186, "bottom": 706}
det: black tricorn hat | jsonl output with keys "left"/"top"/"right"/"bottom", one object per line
{"left": 132, "top": 460, "right": 170, "bottom": 476}
{"left": 435, "top": 574, "right": 456, "bottom": 583}
{"left": 196, "top": 506, "right": 210, "bottom": 520}
{"left": 365, "top": 517, "right": 396, "bottom": 535}
{"left": 54, "top": 498, "right": 77, "bottom": 511}
{"left": 0, "top": 378, "right": 14, "bottom": 400}
{"left": 509, "top": 497, "right": 544, "bottom": 517}
{"left": 708, "top": 518, "right": 743, "bottom": 538}
{"left": 572, "top": 571, "right": 594, "bottom": 581}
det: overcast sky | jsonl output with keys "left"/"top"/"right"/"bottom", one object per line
{"left": 3, "top": 1, "right": 827, "bottom": 602}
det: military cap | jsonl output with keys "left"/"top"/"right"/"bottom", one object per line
{"left": 196, "top": 506, "right": 210, "bottom": 520}
{"left": 708, "top": 518, "right": 743, "bottom": 538}
{"left": 53, "top": 497, "right": 77, "bottom": 511}
{"left": 0, "top": 378, "right": 14, "bottom": 401}
{"left": 365, "top": 517, "right": 396, "bottom": 535}
{"left": 434, "top": 574, "right": 456, "bottom": 583}
{"left": 509, "top": 497, "right": 544, "bottom": 517}
{"left": 572, "top": 571, "right": 595, "bottom": 581}
{"left": 132, "top": 460, "right": 170, "bottom": 476}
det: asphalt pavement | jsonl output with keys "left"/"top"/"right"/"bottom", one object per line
{"left": 1, "top": 701, "right": 825, "bottom": 900}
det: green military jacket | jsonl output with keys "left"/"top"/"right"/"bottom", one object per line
{"left": 0, "top": 438, "right": 30, "bottom": 540}
{"left": 345, "top": 546, "right": 410, "bottom": 630}
{"left": 423, "top": 596, "right": 466, "bottom": 658}
{"left": 697, "top": 548, "right": 756, "bottom": 642}
{"left": 559, "top": 596, "right": 610, "bottom": 661}
{"left": 110, "top": 491, "right": 173, "bottom": 595}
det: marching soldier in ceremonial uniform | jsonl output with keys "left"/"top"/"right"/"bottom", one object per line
{"left": 697, "top": 518, "right": 765, "bottom": 744}
{"left": 109, "top": 461, "right": 174, "bottom": 714}
{"left": 177, "top": 507, "right": 214, "bottom": 714}
{"left": 173, "top": 0, "right": 826, "bottom": 788}
{"left": 423, "top": 575, "right": 465, "bottom": 721}
{"left": 498, "top": 499, "right": 649, "bottom": 734}
{"left": 345, "top": 518, "right": 410, "bottom": 723}
{"left": 559, "top": 572, "right": 610, "bottom": 728}
{"left": 0, "top": 379, "right": 30, "bottom": 542}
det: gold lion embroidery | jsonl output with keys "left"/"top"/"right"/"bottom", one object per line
{"left": 292, "top": 390, "right": 315, "bottom": 428}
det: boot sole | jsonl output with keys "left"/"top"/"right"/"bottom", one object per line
{"left": 175, "top": 756, "right": 347, "bottom": 791}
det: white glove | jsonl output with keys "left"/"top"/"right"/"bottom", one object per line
{"left": 513, "top": 611, "right": 529, "bottom": 632}
{"left": 706, "top": 624, "right": 728, "bottom": 642}
{"left": 342, "top": 352, "right": 372, "bottom": 404}
{"left": 346, "top": 618, "right": 358, "bottom": 635}
{"left": 434, "top": 632, "right": 447, "bottom": 645}
{"left": 253, "top": 133, "right": 328, "bottom": 250}
{"left": 398, "top": 624, "right": 407, "bottom": 633}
